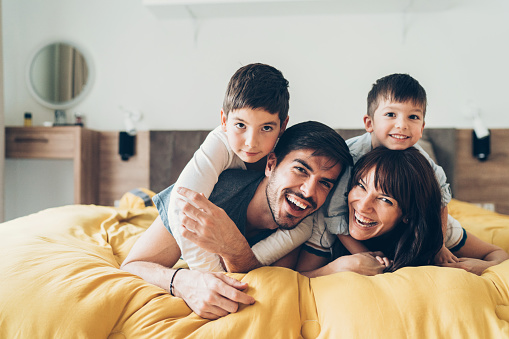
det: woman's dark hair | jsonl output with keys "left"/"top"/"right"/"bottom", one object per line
{"left": 350, "top": 147, "right": 443, "bottom": 272}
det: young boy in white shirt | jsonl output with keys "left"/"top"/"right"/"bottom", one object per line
{"left": 305, "top": 74, "right": 464, "bottom": 264}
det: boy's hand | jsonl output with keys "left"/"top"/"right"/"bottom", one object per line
{"left": 434, "top": 245, "right": 459, "bottom": 264}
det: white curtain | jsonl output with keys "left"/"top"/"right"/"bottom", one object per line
{"left": 0, "top": 3, "right": 5, "bottom": 222}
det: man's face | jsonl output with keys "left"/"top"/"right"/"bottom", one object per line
{"left": 264, "top": 149, "right": 342, "bottom": 230}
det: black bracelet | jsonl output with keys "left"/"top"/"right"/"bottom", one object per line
{"left": 169, "top": 268, "right": 183, "bottom": 296}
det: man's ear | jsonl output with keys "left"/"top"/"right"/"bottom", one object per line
{"left": 363, "top": 115, "right": 374, "bottom": 133}
{"left": 220, "top": 109, "right": 228, "bottom": 132}
{"left": 279, "top": 116, "right": 289, "bottom": 137}
{"left": 265, "top": 153, "right": 277, "bottom": 176}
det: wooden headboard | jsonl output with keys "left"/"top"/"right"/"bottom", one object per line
{"left": 97, "top": 128, "right": 509, "bottom": 214}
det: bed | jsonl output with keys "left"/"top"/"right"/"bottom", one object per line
{"left": 1, "top": 194, "right": 509, "bottom": 338}
{"left": 2, "top": 127, "right": 509, "bottom": 338}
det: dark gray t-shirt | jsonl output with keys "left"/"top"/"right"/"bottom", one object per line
{"left": 153, "top": 169, "right": 276, "bottom": 246}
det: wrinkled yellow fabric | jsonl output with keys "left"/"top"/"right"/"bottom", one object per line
{"left": 0, "top": 199, "right": 508, "bottom": 338}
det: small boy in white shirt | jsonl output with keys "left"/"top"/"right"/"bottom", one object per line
{"left": 166, "top": 63, "right": 317, "bottom": 272}
{"left": 307, "top": 74, "right": 465, "bottom": 263}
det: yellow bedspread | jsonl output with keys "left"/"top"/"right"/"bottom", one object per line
{"left": 1, "top": 199, "right": 508, "bottom": 338}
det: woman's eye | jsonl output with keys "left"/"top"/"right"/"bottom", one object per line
{"left": 235, "top": 123, "right": 246, "bottom": 129}
{"left": 262, "top": 126, "right": 273, "bottom": 132}
{"left": 380, "top": 197, "right": 394, "bottom": 206}
{"left": 356, "top": 182, "right": 365, "bottom": 190}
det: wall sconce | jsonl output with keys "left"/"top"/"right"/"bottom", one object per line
{"left": 118, "top": 106, "right": 143, "bottom": 161}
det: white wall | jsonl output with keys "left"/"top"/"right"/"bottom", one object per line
{"left": 3, "top": 0, "right": 509, "bottom": 131}
{"left": 2, "top": 0, "right": 509, "bottom": 220}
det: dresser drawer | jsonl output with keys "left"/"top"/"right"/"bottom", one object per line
{"left": 6, "top": 127, "right": 77, "bottom": 159}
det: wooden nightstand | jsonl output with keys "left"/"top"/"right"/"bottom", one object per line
{"left": 5, "top": 126, "right": 100, "bottom": 204}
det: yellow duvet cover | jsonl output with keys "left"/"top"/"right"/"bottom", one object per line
{"left": 0, "top": 199, "right": 508, "bottom": 338}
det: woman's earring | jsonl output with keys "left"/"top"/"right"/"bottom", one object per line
{"left": 403, "top": 217, "right": 409, "bottom": 224}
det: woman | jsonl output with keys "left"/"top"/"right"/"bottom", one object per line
{"left": 298, "top": 147, "right": 508, "bottom": 276}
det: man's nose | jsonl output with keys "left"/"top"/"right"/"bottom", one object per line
{"left": 301, "top": 179, "right": 317, "bottom": 198}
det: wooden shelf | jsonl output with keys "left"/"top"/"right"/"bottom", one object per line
{"left": 6, "top": 126, "right": 100, "bottom": 205}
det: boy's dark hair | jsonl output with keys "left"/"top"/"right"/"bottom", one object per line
{"left": 367, "top": 73, "right": 427, "bottom": 118}
{"left": 350, "top": 147, "right": 443, "bottom": 272}
{"left": 223, "top": 63, "right": 290, "bottom": 125}
{"left": 273, "top": 121, "right": 353, "bottom": 179}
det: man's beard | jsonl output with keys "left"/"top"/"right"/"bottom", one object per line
{"left": 265, "top": 171, "right": 315, "bottom": 230}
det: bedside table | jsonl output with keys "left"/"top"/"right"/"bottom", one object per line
{"left": 5, "top": 126, "right": 100, "bottom": 204}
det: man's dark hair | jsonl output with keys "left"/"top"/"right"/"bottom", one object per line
{"left": 222, "top": 63, "right": 290, "bottom": 125}
{"left": 367, "top": 73, "right": 427, "bottom": 117}
{"left": 273, "top": 121, "right": 353, "bottom": 178}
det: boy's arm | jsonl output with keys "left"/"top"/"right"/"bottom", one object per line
{"left": 250, "top": 215, "right": 314, "bottom": 266}
{"left": 434, "top": 205, "right": 460, "bottom": 264}
{"left": 167, "top": 127, "right": 242, "bottom": 272}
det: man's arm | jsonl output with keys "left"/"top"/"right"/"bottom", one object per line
{"left": 120, "top": 217, "right": 255, "bottom": 319}
{"left": 176, "top": 187, "right": 263, "bottom": 273}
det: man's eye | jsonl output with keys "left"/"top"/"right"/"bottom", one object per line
{"left": 321, "top": 181, "right": 332, "bottom": 189}
{"left": 262, "top": 126, "right": 273, "bottom": 132}
{"left": 235, "top": 123, "right": 246, "bottom": 129}
{"left": 295, "top": 166, "right": 306, "bottom": 174}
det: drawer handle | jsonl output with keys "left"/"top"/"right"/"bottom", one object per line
{"left": 14, "top": 137, "right": 49, "bottom": 143}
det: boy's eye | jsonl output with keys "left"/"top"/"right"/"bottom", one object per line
{"left": 409, "top": 115, "right": 420, "bottom": 120}
{"left": 261, "top": 126, "right": 273, "bottom": 132}
{"left": 385, "top": 112, "right": 395, "bottom": 117}
{"left": 235, "top": 123, "right": 246, "bottom": 129}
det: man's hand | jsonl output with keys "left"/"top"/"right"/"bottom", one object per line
{"left": 173, "top": 269, "right": 255, "bottom": 320}
{"left": 176, "top": 187, "right": 260, "bottom": 272}
{"left": 434, "top": 244, "right": 459, "bottom": 264}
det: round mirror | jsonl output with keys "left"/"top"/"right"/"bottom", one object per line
{"left": 26, "top": 41, "right": 94, "bottom": 110}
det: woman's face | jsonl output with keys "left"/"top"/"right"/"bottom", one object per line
{"left": 348, "top": 167, "right": 404, "bottom": 241}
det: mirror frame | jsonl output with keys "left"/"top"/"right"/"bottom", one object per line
{"left": 25, "top": 39, "right": 95, "bottom": 110}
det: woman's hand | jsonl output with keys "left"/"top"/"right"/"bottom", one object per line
{"left": 327, "top": 252, "right": 387, "bottom": 276}
{"left": 439, "top": 257, "right": 495, "bottom": 276}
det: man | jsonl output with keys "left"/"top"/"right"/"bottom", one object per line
{"left": 121, "top": 121, "right": 354, "bottom": 319}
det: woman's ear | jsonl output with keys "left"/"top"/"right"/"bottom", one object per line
{"left": 220, "top": 109, "right": 228, "bottom": 132}
{"left": 402, "top": 217, "right": 409, "bottom": 224}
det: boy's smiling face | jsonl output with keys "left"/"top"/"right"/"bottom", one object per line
{"left": 364, "top": 99, "right": 425, "bottom": 150}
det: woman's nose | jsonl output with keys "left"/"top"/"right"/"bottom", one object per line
{"left": 356, "top": 194, "right": 374, "bottom": 212}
